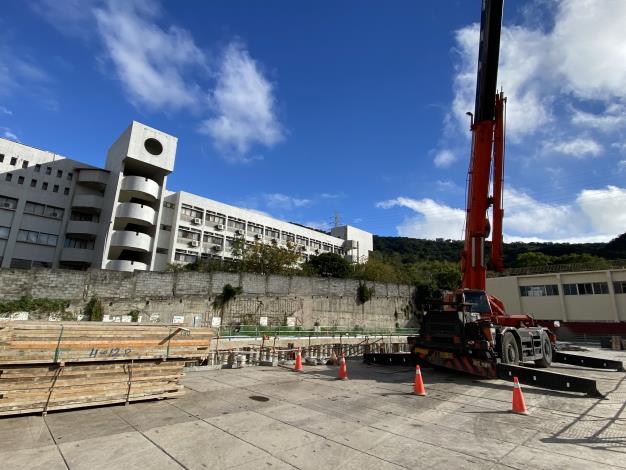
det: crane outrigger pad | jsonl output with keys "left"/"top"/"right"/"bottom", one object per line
{"left": 497, "top": 363, "right": 605, "bottom": 398}
{"left": 552, "top": 352, "right": 624, "bottom": 371}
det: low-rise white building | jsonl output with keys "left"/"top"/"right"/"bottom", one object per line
{"left": 0, "top": 122, "right": 372, "bottom": 272}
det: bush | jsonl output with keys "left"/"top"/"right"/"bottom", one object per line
{"left": 84, "top": 296, "right": 104, "bottom": 321}
{"left": 356, "top": 282, "right": 375, "bottom": 304}
{"left": 213, "top": 284, "right": 243, "bottom": 311}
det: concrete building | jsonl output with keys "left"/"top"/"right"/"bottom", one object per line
{"left": 0, "top": 122, "right": 373, "bottom": 272}
{"left": 487, "top": 269, "right": 626, "bottom": 331}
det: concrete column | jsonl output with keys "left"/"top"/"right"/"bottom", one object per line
{"left": 606, "top": 270, "right": 620, "bottom": 322}
{"left": 556, "top": 273, "right": 569, "bottom": 322}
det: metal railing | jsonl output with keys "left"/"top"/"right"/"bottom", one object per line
{"left": 214, "top": 325, "right": 419, "bottom": 338}
{"left": 488, "top": 259, "right": 626, "bottom": 277}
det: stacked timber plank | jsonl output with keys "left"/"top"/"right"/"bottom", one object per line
{"left": 0, "top": 321, "right": 212, "bottom": 416}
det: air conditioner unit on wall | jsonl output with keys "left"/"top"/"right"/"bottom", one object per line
{"left": 254, "top": 233, "right": 262, "bottom": 239}
{"left": 216, "top": 224, "right": 225, "bottom": 230}
{"left": 212, "top": 244, "right": 223, "bottom": 251}
{"left": 189, "top": 240, "right": 199, "bottom": 247}
{"left": 235, "top": 229, "right": 244, "bottom": 235}
{"left": 192, "top": 217, "right": 201, "bottom": 225}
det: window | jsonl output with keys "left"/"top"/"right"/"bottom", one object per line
{"left": 592, "top": 282, "right": 609, "bottom": 294}
{"left": 42, "top": 182, "right": 48, "bottom": 190}
{"left": 519, "top": 285, "right": 559, "bottom": 297}
{"left": 44, "top": 205, "right": 64, "bottom": 219}
{"left": 0, "top": 195, "right": 18, "bottom": 210}
{"left": 296, "top": 235, "right": 309, "bottom": 246}
{"left": 17, "top": 229, "right": 58, "bottom": 246}
{"left": 64, "top": 237, "right": 94, "bottom": 249}
{"left": 174, "top": 250, "right": 198, "bottom": 263}
{"left": 0, "top": 154, "right": 4, "bottom": 162}
{"left": 30, "top": 179, "right": 37, "bottom": 188}
{"left": 180, "top": 205, "right": 203, "bottom": 219}
{"left": 45, "top": 166, "right": 52, "bottom": 175}
{"left": 310, "top": 240, "right": 321, "bottom": 250}
{"left": 25, "top": 202, "right": 46, "bottom": 216}
{"left": 22, "top": 161, "right": 29, "bottom": 169}
{"left": 70, "top": 211, "right": 99, "bottom": 222}
{"left": 156, "top": 247, "right": 168, "bottom": 254}
{"left": 5, "top": 173, "right": 12, "bottom": 182}
{"left": 177, "top": 228, "right": 200, "bottom": 240}
{"left": 248, "top": 223, "right": 263, "bottom": 235}
{"left": 160, "top": 224, "right": 172, "bottom": 231}
{"left": 203, "top": 233, "right": 224, "bottom": 245}
{"left": 0, "top": 226, "right": 9, "bottom": 239}
{"left": 17, "top": 176, "right": 24, "bottom": 185}
{"left": 35, "top": 164, "right": 41, "bottom": 172}
{"left": 227, "top": 218, "right": 245, "bottom": 231}
{"left": 563, "top": 284, "right": 577, "bottom": 295}
{"left": 266, "top": 227, "right": 279, "bottom": 239}
{"left": 614, "top": 281, "right": 626, "bottom": 294}
{"left": 577, "top": 283, "right": 593, "bottom": 295}
{"left": 63, "top": 187, "right": 70, "bottom": 195}
{"left": 10, "top": 157, "right": 17, "bottom": 166}
{"left": 53, "top": 185, "right": 59, "bottom": 193}
{"left": 282, "top": 232, "right": 295, "bottom": 243}
{"left": 67, "top": 172, "right": 73, "bottom": 181}
{"left": 163, "top": 201, "right": 175, "bottom": 209}
{"left": 206, "top": 211, "right": 226, "bottom": 225}
{"left": 56, "top": 169, "right": 63, "bottom": 178}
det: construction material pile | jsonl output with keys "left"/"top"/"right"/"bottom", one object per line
{"left": 0, "top": 321, "right": 212, "bottom": 416}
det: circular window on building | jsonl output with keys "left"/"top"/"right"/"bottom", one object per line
{"left": 144, "top": 138, "right": 163, "bottom": 156}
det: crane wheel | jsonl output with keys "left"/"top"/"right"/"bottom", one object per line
{"left": 501, "top": 332, "right": 520, "bottom": 364}
{"left": 534, "top": 336, "right": 553, "bottom": 368}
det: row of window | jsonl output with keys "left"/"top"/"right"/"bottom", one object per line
{"left": 173, "top": 203, "right": 337, "bottom": 247}
{"left": 24, "top": 201, "right": 65, "bottom": 220}
{"left": 16, "top": 229, "right": 58, "bottom": 247}
{"left": 4, "top": 173, "right": 71, "bottom": 194}
{"left": 176, "top": 226, "right": 343, "bottom": 254}
{"left": 519, "top": 282, "right": 626, "bottom": 297}
{"left": 0, "top": 155, "right": 73, "bottom": 180}
{"left": 64, "top": 237, "right": 95, "bottom": 250}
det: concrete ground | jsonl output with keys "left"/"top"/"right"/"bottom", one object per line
{"left": 1, "top": 347, "right": 625, "bottom": 469}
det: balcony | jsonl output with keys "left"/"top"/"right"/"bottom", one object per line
{"left": 106, "top": 259, "right": 148, "bottom": 272}
{"left": 60, "top": 247, "right": 94, "bottom": 264}
{"left": 120, "top": 176, "right": 160, "bottom": 201}
{"left": 110, "top": 230, "right": 152, "bottom": 252}
{"left": 66, "top": 220, "right": 100, "bottom": 236}
{"left": 77, "top": 169, "right": 109, "bottom": 190}
{"left": 72, "top": 194, "right": 104, "bottom": 212}
{"left": 115, "top": 202, "right": 156, "bottom": 226}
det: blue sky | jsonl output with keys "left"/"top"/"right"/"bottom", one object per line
{"left": 2, "top": 0, "right": 625, "bottom": 242}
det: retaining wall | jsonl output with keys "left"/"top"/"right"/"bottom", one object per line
{"left": 0, "top": 269, "right": 417, "bottom": 329}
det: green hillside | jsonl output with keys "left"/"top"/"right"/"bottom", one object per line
{"left": 373, "top": 233, "right": 626, "bottom": 267}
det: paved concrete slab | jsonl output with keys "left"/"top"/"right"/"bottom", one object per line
{"left": 59, "top": 431, "right": 180, "bottom": 470}
{"left": 0, "top": 346, "right": 624, "bottom": 469}
{"left": 0, "top": 445, "right": 66, "bottom": 470}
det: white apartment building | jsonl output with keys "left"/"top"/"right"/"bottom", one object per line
{"left": 0, "top": 122, "right": 373, "bottom": 272}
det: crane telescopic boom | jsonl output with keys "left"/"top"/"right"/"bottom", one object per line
{"left": 461, "top": 0, "right": 505, "bottom": 291}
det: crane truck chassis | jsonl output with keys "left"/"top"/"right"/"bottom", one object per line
{"left": 365, "top": 0, "right": 624, "bottom": 397}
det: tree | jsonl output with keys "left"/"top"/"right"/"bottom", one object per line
{"left": 239, "top": 240, "right": 303, "bottom": 275}
{"left": 515, "top": 252, "right": 554, "bottom": 267}
{"left": 305, "top": 252, "right": 352, "bottom": 278}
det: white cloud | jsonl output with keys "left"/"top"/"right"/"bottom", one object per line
{"left": 544, "top": 138, "right": 603, "bottom": 158}
{"left": 436, "top": 179, "right": 461, "bottom": 192}
{"left": 618, "top": 160, "right": 626, "bottom": 172}
{"left": 433, "top": 149, "right": 457, "bottom": 168}
{"left": 376, "top": 197, "right": 466, "bottom": 240}
{"left": 199, "top": 42, "right": 283, "bottom": 161}
{"left": 571, "top": 104, "right": 626, "bottom": 132}
{"left": 30, "top": 0, "right": 100, "bottom": 39}
{"left": 450, "top": 0, "right": 626, "bottom": 141}
{"left": 1, "top": 127, "right": 19, "bottom": 141}
{"left": 94, "top": 0, "right": 206, "bottom": 110}
{"left": 0, "top": 106, "right": 12, "bottom": 115}
{"left": 377, "top": 185, "right": 626, "bottom": 242}
{"left": 576, "top": 186, "right": 626, "bottom": 236}
{"left": 263, "top": 193, "right": 311, "bottom": 210}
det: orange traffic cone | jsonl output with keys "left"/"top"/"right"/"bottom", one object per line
{"left": 337, "top": 354, "right": 348, "bottom": 380}
{"left": 511, "top": 377, "right": 528, "bottom": 415}
{"left": 294, "top": 348, "right": 303, "bottom": 372}
{"left": 413, "top": 365, "right": 426, "bottom": 396}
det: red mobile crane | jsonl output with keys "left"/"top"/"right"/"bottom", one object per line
{"left": 367, "top": 0, "right": 623, "bottom": 397}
